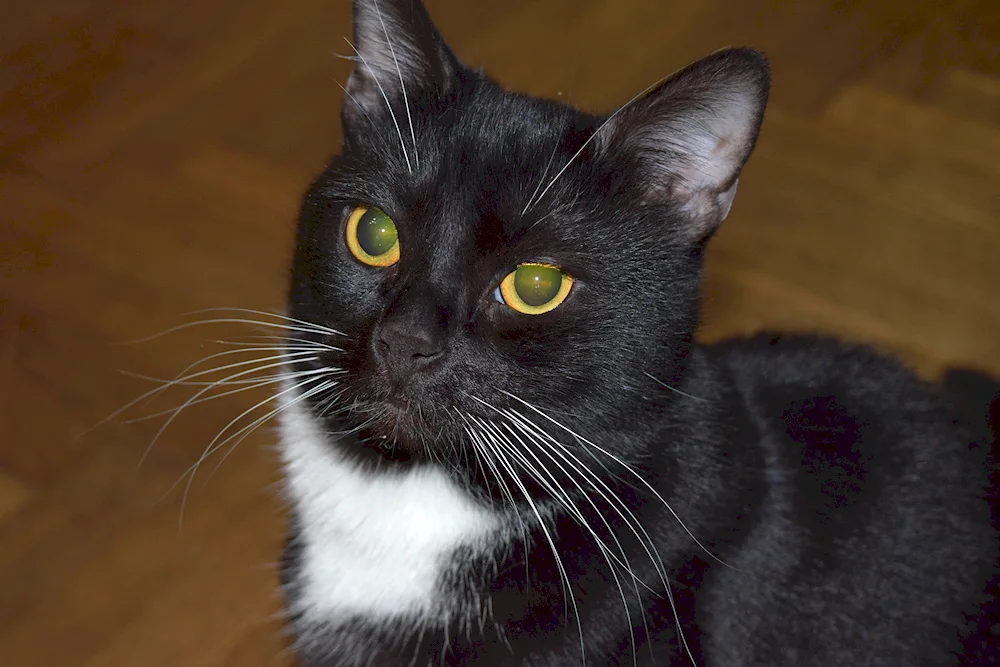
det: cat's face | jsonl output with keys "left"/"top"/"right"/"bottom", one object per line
{"left": 286, "top": 0, "right": 768, "bottom": 471}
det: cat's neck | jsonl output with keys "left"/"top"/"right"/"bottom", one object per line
{"left": 278, "top": 399, "right": 506, "bottom": 626}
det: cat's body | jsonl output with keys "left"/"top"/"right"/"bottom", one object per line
{"left": 280, "top": 335, "right": 996, "bottom": 666}
{"left": 275, "top": 1, "right": 999, "bottom": 665}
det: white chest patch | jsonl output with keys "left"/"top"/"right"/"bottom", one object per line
{"left": 278, "top": 401, "right": 501, "bottom": 623}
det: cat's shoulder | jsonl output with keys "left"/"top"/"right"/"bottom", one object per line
{"left": 704, "top": 331, "right": 939, "bottom": 409}
{"left": 701, "top": 331, "right": 968, "bottom": 461}
{"left": 699, "top": 331, "right": 990, "bottom": 493}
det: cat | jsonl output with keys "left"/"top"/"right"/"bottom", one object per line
{"left": 274, "top": 1, "right": 1000, "bottom": 665}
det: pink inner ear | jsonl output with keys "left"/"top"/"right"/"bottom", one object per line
{"left": 624, "top": 111, "right": 749, "bottom": 237}
{"left": 712, "top": 135, "right": 734, "bottom": 155}
{"left": 671, "top": 98, "right": 757, "bottom": 195}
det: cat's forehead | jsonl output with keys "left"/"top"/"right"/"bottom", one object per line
{"left": 408, "top": 88, "right": 593, "bottom": 230}
{"left": 336, "top": 80, "right": 605, "bottom": 256}
{"left": 432, "top": 91, "right": 574, "bottom": 176}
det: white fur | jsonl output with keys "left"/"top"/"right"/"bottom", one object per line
{"left": 278, "top": 399, "right": 501, "bottom": 623}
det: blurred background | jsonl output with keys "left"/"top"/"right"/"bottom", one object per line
{"left": 1, "top": 0, "right": 998, "bottom": 665}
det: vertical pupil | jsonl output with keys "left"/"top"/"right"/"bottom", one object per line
{"left": 514, "top": 265, "right": 562, "bottom": 307}
{"left": 356, "top": 208, "right": 397, "bottom": 256}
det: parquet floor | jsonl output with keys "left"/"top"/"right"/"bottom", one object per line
{"left": 1, "top": 1, "right": 998, "bottom": 664}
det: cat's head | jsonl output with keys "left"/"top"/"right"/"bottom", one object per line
{"left": 286, "top": 0, "right": 768, "bottom": 471}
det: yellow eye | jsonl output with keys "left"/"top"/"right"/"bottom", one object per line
{"left": 498, "top": 263, "right": 573, "bottom": 315}
{"left": 345, "top": 205, "right": 400, "bottom": 267}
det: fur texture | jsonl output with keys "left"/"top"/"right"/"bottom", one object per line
{"left": 276, "top": 1, "right": 999, "bottom": 665}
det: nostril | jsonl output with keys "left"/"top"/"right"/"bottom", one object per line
{"left": 373, "top": 325, "right": 444, "bottom": 376}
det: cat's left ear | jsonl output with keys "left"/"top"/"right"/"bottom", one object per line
{"left": 598, "top": 48, "right": 770, "bottom": 240}
{"left": 344, "top": 0, "right": 460, "bottom": 125}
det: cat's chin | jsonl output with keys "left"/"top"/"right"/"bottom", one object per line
{"left": 314, "top": 395, "right": 466, "bottom": 462}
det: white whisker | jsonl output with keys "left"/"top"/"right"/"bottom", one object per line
{"left": 206, "top": 378, "right": 339, "bottom": 476}
{"left": 314, "top": 386, "right": 350, "bottom": 419}
{"left": 177, "top": 307, "right": 344, "bottom": 336}
{"left": 123, "top": 318, "right": 340, "bottom": 345}
{"left": 125, "top": 348, "right": 322, "bottom": 387}
{"left": 469, "top": 395, "right": 662, "bottom": 585}
{"left": 123, "top": 367, "right": 335, "bottom": 422}
{"left": 85, "top": 351, "right": 322, "bottom": 442}
{"left": 139, "top": 357, "right": 323, "bottom": 465}
{"left": 474, "top": 415, "right": 642, "bottom": 667}
{"left": 372, "top": 0, "right": 418, "bottom": 168}
{"left": 175, "top": 376, "right": 338, "bottom": 530}
{"left": 526, "top": 71, "right": 681, "bottom": 214}
{"left": 497, "top": 392, "right": 713, "bottom": 665}
{"left": 522, "top": 137, "right": 562, "bottom": 215}
{"left": 644, "top": 372, "right": 708, "bottom": 402}
{"left": 344, "top": 36, "right": 412, "bottom": 172}
{"left": 459, "top": 415, "right": 532, "bottom": 585}
{"left": 502, "top": 414, "right": 665, "bottom": 589}
{"left": 499, "top": 390, "right": 730, "bottom": 571}
{"left": 501, "top": 409, "right": 669, "bottom": 587}
{"left": 459, "top": 412, "right": 587, "bottom": 666}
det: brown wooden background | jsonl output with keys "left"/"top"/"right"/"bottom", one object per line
{"left": 2, "top": 1, "right": 998, "bottom": 665}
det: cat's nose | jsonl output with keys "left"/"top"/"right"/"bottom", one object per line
{"left": 373, "top": 319, "right": 445, "bottom": 378}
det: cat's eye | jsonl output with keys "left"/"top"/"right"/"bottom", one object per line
{"left": 345, "top": 205, "right": 400, "bottom": 267}
{"left": 496, "top": 263, "right": 573, "bottom": 315}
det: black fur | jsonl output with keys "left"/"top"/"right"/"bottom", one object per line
{"left": 279, "top": 1, "right": 999, "bottom": 664}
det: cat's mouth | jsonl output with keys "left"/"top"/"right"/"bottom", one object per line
{"left": 291, "top": 354, "right": 513, "bottom": 458}
{"left": 321, "top": 386, "right": 466, "bottom": 457}
{"left": 384, "top": 395, "right": 410, "bottom": 410}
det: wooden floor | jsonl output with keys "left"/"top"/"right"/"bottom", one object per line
{"left": 2, "top": 0, "right": 999, "bottom": 664}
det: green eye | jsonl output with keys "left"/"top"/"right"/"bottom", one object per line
{"left": 346, "top": 205, "right": 400, "bottom": 267}
{"left": 498, "top": 263, "right": 573, "bottom": 315}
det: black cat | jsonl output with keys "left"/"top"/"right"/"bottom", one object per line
{"left": 276, "top": 1, "right": 999, "bottom": 664}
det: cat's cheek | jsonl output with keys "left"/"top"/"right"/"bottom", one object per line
{"left": 318, "top": 251, "right": 392, "bottom": 310}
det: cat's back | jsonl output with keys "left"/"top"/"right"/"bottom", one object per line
{"left": 696, "top": 333, "right": 997, "bottom": 665}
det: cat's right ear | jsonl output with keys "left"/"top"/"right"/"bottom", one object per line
{"left": 343, "top": 0, "right": 460, "bottom": 125}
